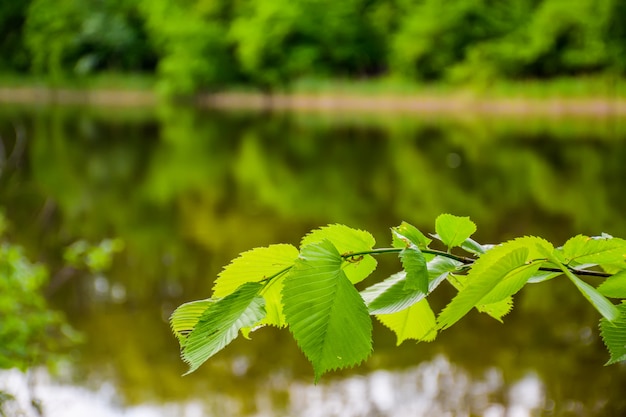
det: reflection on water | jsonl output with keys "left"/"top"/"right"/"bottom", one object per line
{"left": 285, "top": 356, "right": 543, "bottom": 417}
{"left": 1, "top": 104, "right": 626, "bottom": 416}
{"left": 0, "top": 356, "right": 544, "bottom": 417}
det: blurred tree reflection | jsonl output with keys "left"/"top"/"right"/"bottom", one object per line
{"left": 1, "top": 105, "right": 625, "bottom": 413}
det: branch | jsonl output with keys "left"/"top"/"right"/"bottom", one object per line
{"left": 342, "top": 248, "right": 613, "bottom": 278}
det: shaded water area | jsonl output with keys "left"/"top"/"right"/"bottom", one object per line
{"left": 1, "top": 103, "right": 626, "bottom": 416}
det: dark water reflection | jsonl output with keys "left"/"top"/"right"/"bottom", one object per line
{"left": 1, "top": 104, "right": 625, "bottom": 416}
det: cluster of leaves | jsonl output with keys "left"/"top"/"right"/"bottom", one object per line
{"left": 171, "top": 214, "right": 626, "bottom": 380}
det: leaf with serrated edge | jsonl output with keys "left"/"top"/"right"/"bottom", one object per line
{"left": 537, "top": 245, "right": 621, "bottom": 322}
{"left": 438, "top": 246, "right": 528, "bottom": 330}
{"left": 435, "top": 214, "right": 477, "bottom": 249}
{"left": 600, "top": 302, "right": 626, "bottom": 365}
{"left": 212, "top": 244, "right": 298, "bottom": 298}
{"left": 400, "top": 247, "right": 428, "bottom": 293}
{"left": 527, "top": 270, "right": 562, "bottom": 284}
{"left": 597, "top": 270, "right": 626, "bottom": 298}
{"left": 377, "top": 299, "right": 437, "bottom": 345}
{"left": 362, "top": 256, "right": 462, "bottom": 314}
{"left": 561, "top": 235, "right": 626, "bottom": 267}
{"left": 170, "top": 299, "right": 215, "bottom": 346}
{"left": 283, "top": 240, "right": 372, "bottom": 381}
{"left": 259, "top": 274, "right": 289, "bottom": 327}
{"left": 477, "top": 297, "right": 513, "bottom": 322}
{"left": 444, "top": 237, "right": 553, "bottom": 324}
{"left": 182, "top": 282, "right": 265, "bottom": 374}
{"left": 301, "top": 224, "right": 377, "bottom": 284}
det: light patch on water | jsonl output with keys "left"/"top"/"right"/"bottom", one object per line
{"left": 0, "top": 356, "right": 546, "bottom": 417}
{"left": 271, "top": 355, "right": 542, "bottom": 417}
{"left": 0, "top": 369, "right": 209, "bottom": 417}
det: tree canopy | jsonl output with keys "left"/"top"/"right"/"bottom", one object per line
{"left": 2, "top": 0, "right": 626, "bottom": 94}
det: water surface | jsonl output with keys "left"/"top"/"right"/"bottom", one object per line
{"left": 1, "top": 104, "right": 625, "bottom": 416}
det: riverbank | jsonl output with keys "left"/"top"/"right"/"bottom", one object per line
{"left": 1, "top": 75, "right": 625, "bottom": 116}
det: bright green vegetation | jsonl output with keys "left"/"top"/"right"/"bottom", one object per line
{"left": 0, "top": 209, "right": 122, "bottom": 372}
{"left": 2, "top": 0, "right": 626, "bottom": 96}
{"left": 171, "top": 216, "right": 626, "bottom": 380}
{"left": 0, "top": 213, "right": 71, "bottom": 370}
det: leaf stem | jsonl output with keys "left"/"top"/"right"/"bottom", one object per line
{"left": 342, "top": 248, "right": 613, "bottom": 278}
{"left": 260, "top": 265, "right": 294, "bottom": 287}
{"left": 343, "top": 247, "right": 475, "bottom": 264}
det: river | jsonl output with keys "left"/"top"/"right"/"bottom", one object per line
{"left": 0, "top": 103, "right": 625, "bottom": 416}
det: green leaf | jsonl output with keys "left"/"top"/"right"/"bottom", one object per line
{"left": 376, "top": 299, "right": 437, "bottom": 345}
{"left": 527, "top": 270, "right": 562, "bottom": 284}
{"left": 212, "top": 244, "right": 298, "bottom": 298}
{"left": 562, "top": 268, "right": 620, "bottom": 322}
{"left": 461, "top": 237, "right": 487, "bottom": 255}
{"left": 538, "top": 243, "right": 621, "bottom": 322}
{"left": 435, "top": 214, "right": 477, "bottom": 249}
{"left": 391, "top": 222, "right": 432, "bottom": 249}
{"left": 301, "top": 224, "right": 377, "bottom": 284}
{"left": 438, "top": 245, "right": 529, "bottom": 330}
{"left": 361, "top": 256, "right": 462, "bottom": 314}
{"left": 600, "top": 302, "right": 626, "bottom": 365}
{"left": 597, "top": 270, "right": 626, "bottom": 298}
{"left": 478, "top": 262, "right": 543, "bottom": 305}
{"left": 259, "top": 274, "right": 289, "bottom": 328}
{"left": 170, "top": 299, "right": 215, "bottom": 346}
{"left": 283, "top": 240, "right": 372, "bottom": 381}
{"left": 561, "top": 235, "right": 626, "bottom": 266}
{"left": 400, "top": 247, "right": 429, "bottom": 293}
{"left": 446, "top": 237, "right": 549, "bottom": 322}
{"left": 181, "top": 282, "right": 265, "bottom": 375}
{"left": 477, "top": 297, "right": 513, "bottom": 322}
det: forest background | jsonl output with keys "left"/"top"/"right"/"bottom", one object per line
{"left": 1, "top": 0, "right": 625, "bottom": 97}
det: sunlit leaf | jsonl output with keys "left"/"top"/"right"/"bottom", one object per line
{"left": 212, "top": 244, "right": 298, "bottom": 298}
{"left": 562, "top": 268, "right": 620, "bottom": 322}
{"left": 527, "top": 270, "right": 562, "bottom": 284}
{"left": 461, "top": 237, "right": 487, "bottom": 255}
{"left": 597, "top": 270, "right": 626, "bottom": 298}
{"left": 258, "top": 274, "right": 289, "bottom": 328}
{"left": 362, "top": 256, "right": 462, "bottom": 314}
{"left": 538, "top": 244, "right": 621, "bottom": 322}
{"left": 446, "top": 238, "right": 548, "bottom": 322}
{"left": 478, "top": 262, "right": 543, "bottom": 305}
{"left": 283, "top": 240, "right": 372, "bottom": 381}
{"left": 600, "top": 302, "right": 626, "bottom": 365}
{"left": 301, "top": 224, "right": 377, "bottom": 284}
{"left": 377, "top": 299, "right": 437, "bottom": 345}
{"left": 391, "top": 222, "right": 431, "bottom": 249}
{"left": 561, "top": 235, "right": 626, "bottom": 267}
{"left": 170, "top": 299, "right": 215, "bottom": 346}
{"left": 438, "top": 245, "right": 529, "bottom": 330}
{"left": 477, "top": 297, "right": 513, "bottom": 322}
{"left": 400, "top": 247, "right": 428, "bottom": 293}
{"left": 181, "top": 282, "right": 265, "bottom": 374}
{"left": 435, "top": 214, "right": 477, "bottom": 249}
{"left": 392, "top": 225, "right": 429, "bottom": 293}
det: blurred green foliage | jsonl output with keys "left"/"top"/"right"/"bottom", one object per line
{"left": 0, "top": 213, "right": 70, "bottom": 370}
{"left": 64, "top": 238, "right": 125, "bottom": 274}
{"left": 1, "top": 0, "right": 625, "bottom": 94}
